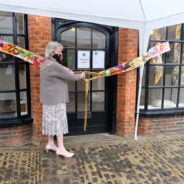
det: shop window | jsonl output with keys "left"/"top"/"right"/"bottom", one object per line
{"left": 140, "top": 24, "right": 184, "bottom": 115}
{"left": 0, "top": 11, "right": 31, "bottom": 126}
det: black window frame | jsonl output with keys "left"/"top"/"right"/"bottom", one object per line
{"left": 0, "top": 12, "right": 32, "bottom": 127}
{"left": 140, "top": 24, "right": 184, "bottom": 116}
{"left": 52, "top": 18, "right": 118, "bottom": 134}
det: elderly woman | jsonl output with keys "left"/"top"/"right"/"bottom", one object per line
{"left": 40, "top": 41, "right": 85, "bottom": 158}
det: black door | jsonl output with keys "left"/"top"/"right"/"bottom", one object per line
{"left": 53, "top": 19, "right": 117, "bottom": 135}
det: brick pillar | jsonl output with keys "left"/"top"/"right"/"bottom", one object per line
{"left": 116, "top": 28, "right": 138, "bottom": 136}
{"left": 27, "top": 15, "right": 52, "bottom": 142}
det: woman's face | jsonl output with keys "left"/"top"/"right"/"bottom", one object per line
{"left": 53, "top": 47, "right": 63, "bottom": 62}
{"left": 54, "top": 47, "right": 62, "bottom": 54}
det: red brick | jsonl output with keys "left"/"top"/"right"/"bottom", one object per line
{"left": 116, "top": 28, "right": 138, "bottom": 137}
{"left": 0, "top": 124, "right": 32, "bottom": 146}
{"left": 28, "top": 15, "right": 51, "bottom": 141}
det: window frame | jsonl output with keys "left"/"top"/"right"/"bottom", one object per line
{"left": 59, "top": 25, "right": 107, "bottom": 113}
{"left": 0, "top": 12, "right": 32, "bottom": 127}
{"left": 140, "top": 24, "right": 184, "bottom": 116}
{"left": 52, "top": 18, "right": 118, "bottom": 134}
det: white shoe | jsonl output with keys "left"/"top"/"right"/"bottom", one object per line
{"left": 56, "top": 149, "right": 74, "bottom": 158}
{"left": 45, "top": 144, "right": 57, "bottom": 153}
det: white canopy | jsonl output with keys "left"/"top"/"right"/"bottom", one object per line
{"left": 0, "top": 0, "right": 183, "bottom": 139}
{"left": 0, "top": 0, "right": 184, "bottom": 52}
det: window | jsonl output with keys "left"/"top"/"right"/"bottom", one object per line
{"left": 0, "top": 11, "right": 31, "bottom": 126}
{"left": 140, "top": 24, "right": 184, "bottom": 115}
{"left": 60, "top": 26, "right": 106, "bottom": 113}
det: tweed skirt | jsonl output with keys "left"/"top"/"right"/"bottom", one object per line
{"left": 42, "top": 103, "right": 69, "bottom": 136}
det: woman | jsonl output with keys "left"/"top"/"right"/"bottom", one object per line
{"left": 40, "top": 41, "right": 85, "bottom": 158}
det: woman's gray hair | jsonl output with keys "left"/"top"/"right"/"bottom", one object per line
{"left": 45, "top": 41, "right": 63, "bottom": 58}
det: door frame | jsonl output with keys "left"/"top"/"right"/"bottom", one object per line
{"left": 52, "top": 18, "right": 118, "bottom": 134}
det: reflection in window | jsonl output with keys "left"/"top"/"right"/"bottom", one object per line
{"left": 20, "top": 91, "right": 27, "bottom": 115}
{"left": 77, "top": 93, "right": 90, "bottom": 112}
{"left": 60, "top": 25, "right": 106, "bottom": 114}
{"left": 151, "top": 27, "right": 166, "bottom": 40}
{"left": 61, "top": 28, "right": 75, "bottom": 47}
{"left": 19, "top": 64, "right": 27, "bottom": 89}
{"left": 180, "top": 66, "right": 184, "bottom": 85}
{"left": 140, "top": 88, "right": 145, "bottom": 108}
{"left": 141, "top": 23, "right": 184, "bottom": 112}
{"left": 179, "top": 88, "right": 184, "bottom": 107}
{"left": 165, "top": 66, "right": 179, "bottom": 86}
{"left": 62, "top": 49, "right": 75, "bottom": 69}
{"left": 164, "top": 88, "right": 177, "bottom": 108}
{"left": 67, "top": 93, "right": 75, "bottom": 112}
{"left": 92, "top": 78, "right": 105, "bottom": 90}
{"left": 0, "top": 12, "right": 13, "bottom": 33}
{"left": 168, "top": 24, "right": 181, "bottom": 40}
{"left": 16, "top": 13, "right": 24, "bottom": 34}
{"left": 0, "top": 92, "right": 16, "bottom": 117}
{"left": 92, "top": 30, "right": 105, "bottom": 49}
{"left": 0, "top": 11, "right": 29, "bottom": 119}
{"left": 77, "top": 27, "right": 91, "bottom": 48}
{"left": 0, "top": 64, "right": 15, "bottom": 90}
{"left": 17, "top": 37, "right": 25, "bottom": 48}
{"left": 77, "top": 80, "right": 85, "bottom": 92}
{"left": 92, "top": 92, "right": 104, "bottom": 111}
{"left": 147, "top": 88, "right": 162, "bottom": 109}
{"left": 0, "top": 35, "right": 13, "bottom": 43}
{"left": 148, "top": 65, "right": 163, "bottom": 86}
{"left": 166, "top": 43, "right": 181, "bottom": 63}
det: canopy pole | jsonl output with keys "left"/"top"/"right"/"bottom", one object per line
{"left": 134, "top": 28, "right": 150, "bottom": 140}
{"left": 134, "top": 65, "right": 144, "bottom": 140}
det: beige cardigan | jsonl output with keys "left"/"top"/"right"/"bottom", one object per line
{"left": 40, "top": 58, "right": 81, "bottom": 105}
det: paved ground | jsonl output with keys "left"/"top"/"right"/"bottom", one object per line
{"left": 0, "top": 133, "right": 184, "bottom": 184}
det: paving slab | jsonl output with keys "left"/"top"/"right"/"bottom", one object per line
{"left": 0, "top": 133, "right": 184, "bottom": 184}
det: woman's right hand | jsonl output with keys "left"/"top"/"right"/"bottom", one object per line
{"left": 80, "top": 72, "right": 85, "bottom": 79}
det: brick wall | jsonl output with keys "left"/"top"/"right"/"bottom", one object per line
{"left": 1, "top": 15, "right": 182, "bottom": 146}
{"left": 116, "top": 28, "right": 139, "bottom": 136}
{"left": 28, "top": 15, "right": 52, "bottom": 142}
{"left": 0, "top": 124, "right": 32, "bottom": 146}
{"left": 116, "top": 28, "right": 184, "bottom": 137}
{"left": 27, "top": 18, "right": 184, "bottom": 139}
{"left": 138, "top": 116, "right": 184, "bottom": 135}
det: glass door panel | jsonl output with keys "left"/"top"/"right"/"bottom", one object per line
{"left": 62, "top": 49, "right": 75, "bottom": 69}
{"left": 61, "top": 28, "right": 75, "bottom": 47}
{"left": 58, "top": 22, "right": 111, "bottom": 135}
{"left": 77, "top": 27, "right": 91, "bottom": 48}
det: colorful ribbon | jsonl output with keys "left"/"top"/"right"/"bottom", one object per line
{"left": 98, "top": 42, "right": 170, "bottom": 77}
{"left": 0, "top": 40, "right": 170, "bottom": 131}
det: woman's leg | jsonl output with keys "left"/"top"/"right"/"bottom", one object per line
{"left": 56, "top": 104, "right": 74, "bottom": 157}
{"left": 45, "top": 136, "right": 57, "bottom": 151}
{"left": 48, "top": 135, "right": 56, "bottom": 146}
{"left": 56, "top": 135, "right": 74, "bottom": 157}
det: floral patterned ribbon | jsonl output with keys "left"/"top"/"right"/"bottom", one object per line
{"left": 98, "top": 42, "right": 170, "bottom": 77}
{"left": 0, "top": 40, "right": 170, "bottom": 131}
{"left": 83, "top": 42, "right": 170, "bottom": 131}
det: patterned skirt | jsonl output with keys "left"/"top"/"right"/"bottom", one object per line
{"left": 42, "top": 103, "right": 69, "bottom": 136}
